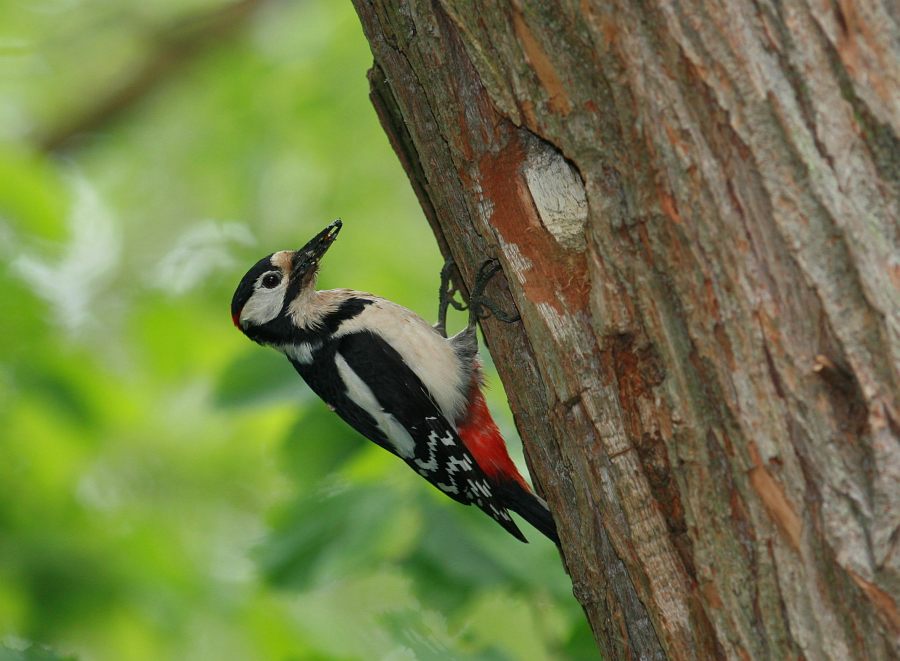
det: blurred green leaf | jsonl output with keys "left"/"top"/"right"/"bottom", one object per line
{"left": 0, "top": 643, "right": 77, "bottom": 661}
{"left": 279, "top": 404, "right": 363, "bottom": 483}
{"left": 11, "top": 366, "right": 96, "bottom": 429}
{"left": 214, "top": 349, "right": 307, "bottom": 408}
{"left": 379, "top": 609, "right": 510, "bottom": 661}
{"left": 0, "top": 149, "right": 67, "bottom": 242}
{"left": 259, "top": 482, "right": 398, "bottom": 590}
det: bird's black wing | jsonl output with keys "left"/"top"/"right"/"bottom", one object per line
{"left": 336, "top": 330, "right": 527, "bottom": 542}
{"left": 288, "top": 342, "right": 395, "bottom": 456}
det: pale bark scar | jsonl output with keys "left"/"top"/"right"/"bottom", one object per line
{"left": 748, "top": 441, "right": 803, "bottom": 552}
{"left": 511, "top": 8, "right": 573, "bottom": 116}
{"left": 848, "top": 569, "right": 900, "bottom": 634}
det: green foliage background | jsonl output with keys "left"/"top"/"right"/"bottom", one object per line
{"left": 0, "top": 1, "right": 593, "bottom": 659}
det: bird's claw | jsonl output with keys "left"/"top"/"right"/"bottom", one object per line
{"left": 437, "top": 257, "right": 520, "bottom": 335}
{"left": 468, "top": 259, "right": 520, "bottom": 328}
{"left": 436, "top": 258, "right": 467, "bottom": 337}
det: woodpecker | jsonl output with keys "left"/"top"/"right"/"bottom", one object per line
{"left": 230, "top": 220, "right": 558, "bottom": 543}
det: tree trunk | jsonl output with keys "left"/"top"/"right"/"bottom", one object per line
{"left": 352, "top": 1, "right": 899, "bottom": 658}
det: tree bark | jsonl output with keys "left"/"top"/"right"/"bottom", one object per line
{"left": 352, "top": 1, "right": 899, "bottom": 658}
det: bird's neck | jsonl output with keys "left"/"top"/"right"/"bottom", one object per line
{"left": 287, "top": 286, "right": 332, "bottom": 332}
{"left": 285, "top": 288, "right": 375, "bottom": 341}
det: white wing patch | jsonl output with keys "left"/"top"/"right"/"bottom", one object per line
{"left": 333, "top": 298, "right": 469, "bottom": 423}
{"left": 334, "top": 352, "right": 415, "bottom": 459}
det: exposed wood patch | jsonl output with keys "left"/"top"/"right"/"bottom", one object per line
{"left": 748, "top": 442, "right": 803, "bottom": 553}
{"left": 477, "top": 131, "right": 589, "bottom": 313}
{"left": 848, "top": 569, "right": 900, "bottom": 635}
{"left": 521, "top": 133, "right": 588, "bottom": 251}
{"left": 511, "top": 7, "right": 573, "bottom": 115}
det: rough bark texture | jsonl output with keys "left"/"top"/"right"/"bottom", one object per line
{"left": 352, "top": 1, "right": 899, "bottom": 659}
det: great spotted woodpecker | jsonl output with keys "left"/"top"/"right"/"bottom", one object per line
{"left": 230, "top": 220, "right": 558, "bottom": 543}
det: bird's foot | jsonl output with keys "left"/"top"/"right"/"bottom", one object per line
{"left": 436, "top": 257, "right": 467, "bottom": 337}
{"left": 467, "top": 259, "right": 520, "bottom": 329}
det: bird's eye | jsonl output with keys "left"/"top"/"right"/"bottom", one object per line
{"left": 261, "top": 273, "right": 281, "bottom": 289}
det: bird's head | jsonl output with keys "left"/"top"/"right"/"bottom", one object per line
{"left": 231, "top": 219, "right": 341, "bottom": 343}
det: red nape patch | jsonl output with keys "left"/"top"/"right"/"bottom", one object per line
{"left": 232, "top": 311, "right": 241, "bottom": 328}
{"left": 457, "top": 388, "right": 531, "bottom": 491}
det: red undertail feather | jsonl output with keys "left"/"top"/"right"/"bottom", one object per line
{"left": 458, "top": 383, "right": 560, "bottom": 545}
{"left": 457, "top": 387, "right": 530, "bottom": 491}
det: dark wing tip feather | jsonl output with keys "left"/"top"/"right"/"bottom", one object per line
{"left": 495, "top": 480, "right": 559, "bottom": 545}
{"left": 493, "top": 508, "right": 528, "bottom": 543}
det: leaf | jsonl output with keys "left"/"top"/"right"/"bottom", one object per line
{"left": 0, "top": 643, "right": 78, "bottom": 661}
{"left": 214, "top": 350, "right": 309, "bottom": 408}
{"left": 257, "top": 483, "right": 398, "bottom": 590}
{"left": 0, "top": 149, "right": 67, "bottom": 242}
{"left": 279, "top": 404, "right": 363, "bottom": 484}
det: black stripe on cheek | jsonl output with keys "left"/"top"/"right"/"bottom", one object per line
{"left": 281, "top": 272, "right": 309, "bottom": 316}
{"left": 243, "top": 313, "right": 295, "bottom": 345}
{"left": 252, "top": 297, "right": 374, "bottom": 346}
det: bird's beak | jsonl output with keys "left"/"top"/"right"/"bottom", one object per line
{"left": 291, "top": 219, "right": 342, "bottom": 279}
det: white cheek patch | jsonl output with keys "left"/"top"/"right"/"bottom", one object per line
{"left": 240, "top": 278, "right": 287, "bottom": 326}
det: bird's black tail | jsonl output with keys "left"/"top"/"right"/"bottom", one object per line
{"left": 497, "top": 480, "right": 559, "bottom": 545}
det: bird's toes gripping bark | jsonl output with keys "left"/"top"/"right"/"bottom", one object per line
{"left": 435, "top": 257, "right": 467, "bottom": 337}
{"left": 467, "top": 259, "right": 521, "bottom": 330}
{"left": 436, "top": 258, "right": 520, "bottom": 337}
